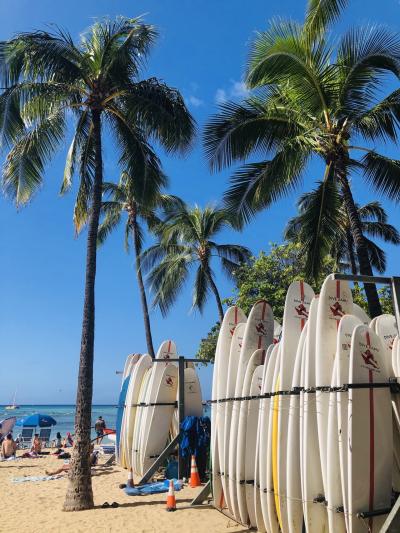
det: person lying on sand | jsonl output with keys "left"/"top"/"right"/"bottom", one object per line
{"left": 45, "top": 445, "right": 99, "bottom": 476}
{"left": 1, "top": 433, "right": 17, "bottom": 459}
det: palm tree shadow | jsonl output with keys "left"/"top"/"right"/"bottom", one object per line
{"left": 95, "top": 498, "right": 193, "bottom": 509}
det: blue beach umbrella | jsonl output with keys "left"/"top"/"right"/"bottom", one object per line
{"left": 15, "top": 413, "right": 57, "bottom": 428}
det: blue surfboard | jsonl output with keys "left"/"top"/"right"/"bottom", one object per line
{"left": 116, "top": 376, "right": 131, "bottom": 462}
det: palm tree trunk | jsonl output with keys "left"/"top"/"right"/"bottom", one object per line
{"left": 205, "top": 267, "right": 224, "bottom": 323}
{"left": 345, "top": 229, "right": 358, "bottom": 276}
{"left": 63, "top": 109, "right": 103, "bottom": 511}
{"left": 339, "top": 171, "right": 382, "bottom": 318}
{"left": 132, "top": 216, "right": 155, "bottom": 358}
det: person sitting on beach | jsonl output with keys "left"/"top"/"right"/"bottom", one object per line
{"left": 45, "top": 445, "right": 98, "bottom": 476}
{"left": 52, "top": 432, "right": 62, "bottom": 448}
{"left": 62, "top": 432, "right": 73, "bottom": 448}
{"left": 31, "top": 434, "right": 42, "bottom": 454}
{"left": 1, "top": 433, "right": 17, "bottom": 459}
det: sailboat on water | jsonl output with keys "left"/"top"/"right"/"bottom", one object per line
{"left": 5, "top": 390, "right": 19, "bottom": 410}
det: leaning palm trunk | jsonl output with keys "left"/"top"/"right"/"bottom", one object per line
{"left": 345, "top": 229, "right": 358, "bottom": 276}
{"left": 205, "top": 266, "right": 224, "bottom": 323}
{"left": 132, "top": 217, "right": 155, "bottom": 358}
{"left": 63, "top": 109, "right": 103, "bottom": 511}
{"left": 339, "top": 168, "right": 382, "bottom": 318}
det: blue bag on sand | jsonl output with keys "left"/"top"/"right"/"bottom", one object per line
{"left": 124, "top": 479, "right": 182, "bottom": 496}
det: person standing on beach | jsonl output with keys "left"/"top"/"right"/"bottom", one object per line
{"left": 95, "top": 416, "right": 106, "bottom": 444}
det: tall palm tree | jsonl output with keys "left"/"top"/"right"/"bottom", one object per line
{"left": 204, "top": 5, "right": 400, "bottom": 317}
{"left": 142, "top": 204, "right": 251, "bottom": 323}
{"left": 284, "top": 179, "right": 400, "bottom": 278}
{"left": 0, "top": 17, "right": 194, "bottom": 510}
{"left": 97, "top": 172, "right": 183, "bottom": 358}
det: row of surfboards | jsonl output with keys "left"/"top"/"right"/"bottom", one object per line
{"left": 211, "top": 274, "right": 398, "bottom": 533}
{"left": 117, "top": 341, "right": 203, "bottom": 476}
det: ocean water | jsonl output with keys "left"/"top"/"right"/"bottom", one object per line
{"left": 0, "top": 405, "right": 117, "bottom": 441}
{"left": 0, "top": 403, "right": 211, "bottom": 443}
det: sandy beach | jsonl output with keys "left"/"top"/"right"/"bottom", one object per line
{"left": 0, "top": 452, "right": 246, "bottom": 533}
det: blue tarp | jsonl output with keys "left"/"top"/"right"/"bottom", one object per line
{"left": 124, "top": 479, "right": 182, "bottom": 496}
{"left": 15, "top": 414, "right": 57, "bottom": 427}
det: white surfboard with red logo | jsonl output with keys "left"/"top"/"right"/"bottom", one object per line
{"left": 228, "top": 301, "right": 274, "bottom": 521}
{"left": 334, "top": 314, "right": 362, "bottom": 531}
{"left": 141, "top": 364, "right": 179, "bottom": 475}
{"left": 237, "top": 349, "right": 266, "bottom": 526}
{"left": 316, "top": 276, "right": 353, "bottom": 497}
{"left": 212, "top": 306, "right": 246, "bottom": 510}
{"left": 348, "top": 325, "right": 392, "bottom": 533}
{"left": 374, "top": 314, "right": 398, "bottom": 375}
{"left": 352, "top": 303, "right": 370, "bottom": 326}
{"left": 138, "top": 340, "right": 177, "bottom": 475}
{"left": 301, "top": 296, "right": 328, "bottom": 532}
{"left": 286, "top": 322, "right": 308, "bottom": 533}
{"left": 171, "top": 366, "right": 203, "bottom": 438}
{"left": 222, "top": 321, "right": 246, "bottom": 513}
{"left": 276, "top": 281, "right": 314, "bottom": 532}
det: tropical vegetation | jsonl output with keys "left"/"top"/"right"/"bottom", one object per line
{"left": 204, "top": 0, "right": 400, "bottom": 318}
{"left": 142, "top": 204, "right": 251, "bottom": 322}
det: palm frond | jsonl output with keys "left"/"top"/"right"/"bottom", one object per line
{"left": 362, "top": 221, "right": 400, "bottom": 244}
{"left": 362, "top": 151, "right": 400, "bottom": 202}
{"left": 305, "top": 0, "right": 348, "bottom": 38}
{"left": 364, "top": 237, "right": 386, "bottom": 273}
{"left": 97, "top": 206, "right": 122, "bottom": 246}
{"left": 357, "top": 201, "right": 386, "bottom": 222}
{"left": 192, "top": 265, "right": 210, "bottom": 314}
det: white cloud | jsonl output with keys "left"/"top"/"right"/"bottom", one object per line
{"left": 215, "top": 79, "right": 249, "bottom": 104}
{"left": 215, "top": 88, "right": 227, "bottom": 104}
{"left": 188, "top": 95, "right": 204, "bottom": 107}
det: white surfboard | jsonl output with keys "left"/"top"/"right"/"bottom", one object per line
{"left": 315, "top": 276, "right": 353, "bottom": 498}
{"left": 237, "top": 349, "right": 266, "bottom": 525}
{"left": 276, "top": 281, "right": 314, "bottom": 533}
{"left": 274, "top": 320, "right": 282, "bottom": 344}
{"left": 334, "top": 314, "right": 362, "bottom": 531}
{"left": 352, "top": 303, "right": 370, "bottom": 325}
{"left": 392, "top": 335, "right": 399, "bottom": 376}
{"left": 212, "top": 306, "right": 246, "bottom": 510}
{"left": 301, "top": 296, "right": 328, "bottom": 532}
{"left": 141, "top": 364, "right": 178, "bottom": 475}
{"left": 348, "top": 325, "right": 392, "bottom": 533}
{"left": 228, "top": 300, "right": 274, "bottom": 522}
{"left": 123, "top": 354, "right": 153, "bottom": 469}
{"left": 222, "top": 321, "right": 246, "bottom": 513}
{"left": 171, "top": 366, "right": 203, "bottom": 438}
{"left": 254, "top": 343, "right": 275, "bottom": 533}
{"left": 374, "top": 314, "right": 398, "bottom": 376}
{"left": 286, "top": 322, "right": 308, "bottom": 533}
{"left": 131, "top": 366, "right": 152, "bottom": 475}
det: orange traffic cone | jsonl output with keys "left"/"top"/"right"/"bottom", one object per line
{"left": 127, "top": 468, "right": 134, "bottom": 488}
{"left": 190, "top": 455, "right": 201, "bottom": 488}
{"left": 166, "top": 479, "right": 177, "bottom": 512}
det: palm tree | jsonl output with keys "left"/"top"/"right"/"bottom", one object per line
{"left": 284, "top": 178, "right": 400, "bottom": 278}
{"left": 204, "top": 4, "right": 400, "bottom": 317}
{"left": 98, "top": 172, "right": 183, "bottom": 358}
{"left": 142, "top": 204, "right": 251, "bottom": 323}
{"left": 0, "top": 17, "right": 194, "bottom": 510}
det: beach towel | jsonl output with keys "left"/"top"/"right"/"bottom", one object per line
{"left": 11, "top": 475, "right": 63, "bottom": 483}
{"left": 124, "top": 479, "right": 182, "bottom": 496}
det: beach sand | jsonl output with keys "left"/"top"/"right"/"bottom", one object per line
{"left": 0, "top": 453, "right": 246, "bottom": 533}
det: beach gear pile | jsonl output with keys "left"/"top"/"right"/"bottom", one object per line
{"left": 212, "top": 274, "right": 398, "bottom": 533}
{"left": 117, "top": 343, "right": 203, "bottom": 477}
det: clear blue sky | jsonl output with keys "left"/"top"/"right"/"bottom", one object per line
{"left": 1, "top": 0, "right": 400, "bottom": 404}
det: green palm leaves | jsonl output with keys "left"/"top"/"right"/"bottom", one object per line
{"left": 204, "top": 5, "right": 400, "bottom": 316}
{"left": 143, "top": 204, "right": 251, "bottom": 321}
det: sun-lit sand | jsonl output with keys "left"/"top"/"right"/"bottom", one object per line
{"left": 0, "top": 452, "right": 246, "bottom": 533}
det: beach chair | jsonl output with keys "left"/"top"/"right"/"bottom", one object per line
{"left": 39, "top": 428, "right": 52, "bottom": 448}
{"left": 19, "top": 428, "right": 34, "bottom": 448}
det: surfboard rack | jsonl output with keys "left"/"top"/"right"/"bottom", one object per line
{"left": 357, "top": 507, "right": 392, "bottom": 518}
{"left": 137, "top": 356, "right": 213, "bottom": 486}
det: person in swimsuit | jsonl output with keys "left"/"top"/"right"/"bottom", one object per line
{"left": 1, "top": 433, "right": 17, "bottom": 459}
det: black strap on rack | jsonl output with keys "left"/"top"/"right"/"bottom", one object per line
{"left": 130, "top": 401, "right": 178, "bottom": 407}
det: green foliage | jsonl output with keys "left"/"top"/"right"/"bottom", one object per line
{"left": 196, "top": 322, "right": 221, "bottom": 363}
{"left": 227, "top": 242, "right": 336, "bottom": 321}
{"left": 352, "top": 284, "right": 394, "bottom": 315}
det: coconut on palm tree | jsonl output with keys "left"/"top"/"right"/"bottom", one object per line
{"left": 284, "top": 178, "right": 400, "bottom": 278}
{"left": 142, "top": 204, "right": 251, "bottom": 322}
{"left": 0, "top": 17, "right": 194, "bottom": 510}
{"left": 204, "top": 5, "right": 400, "bottom": 317}
{"left": 98, "top": 172, "right": 183, "bottom": 358}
